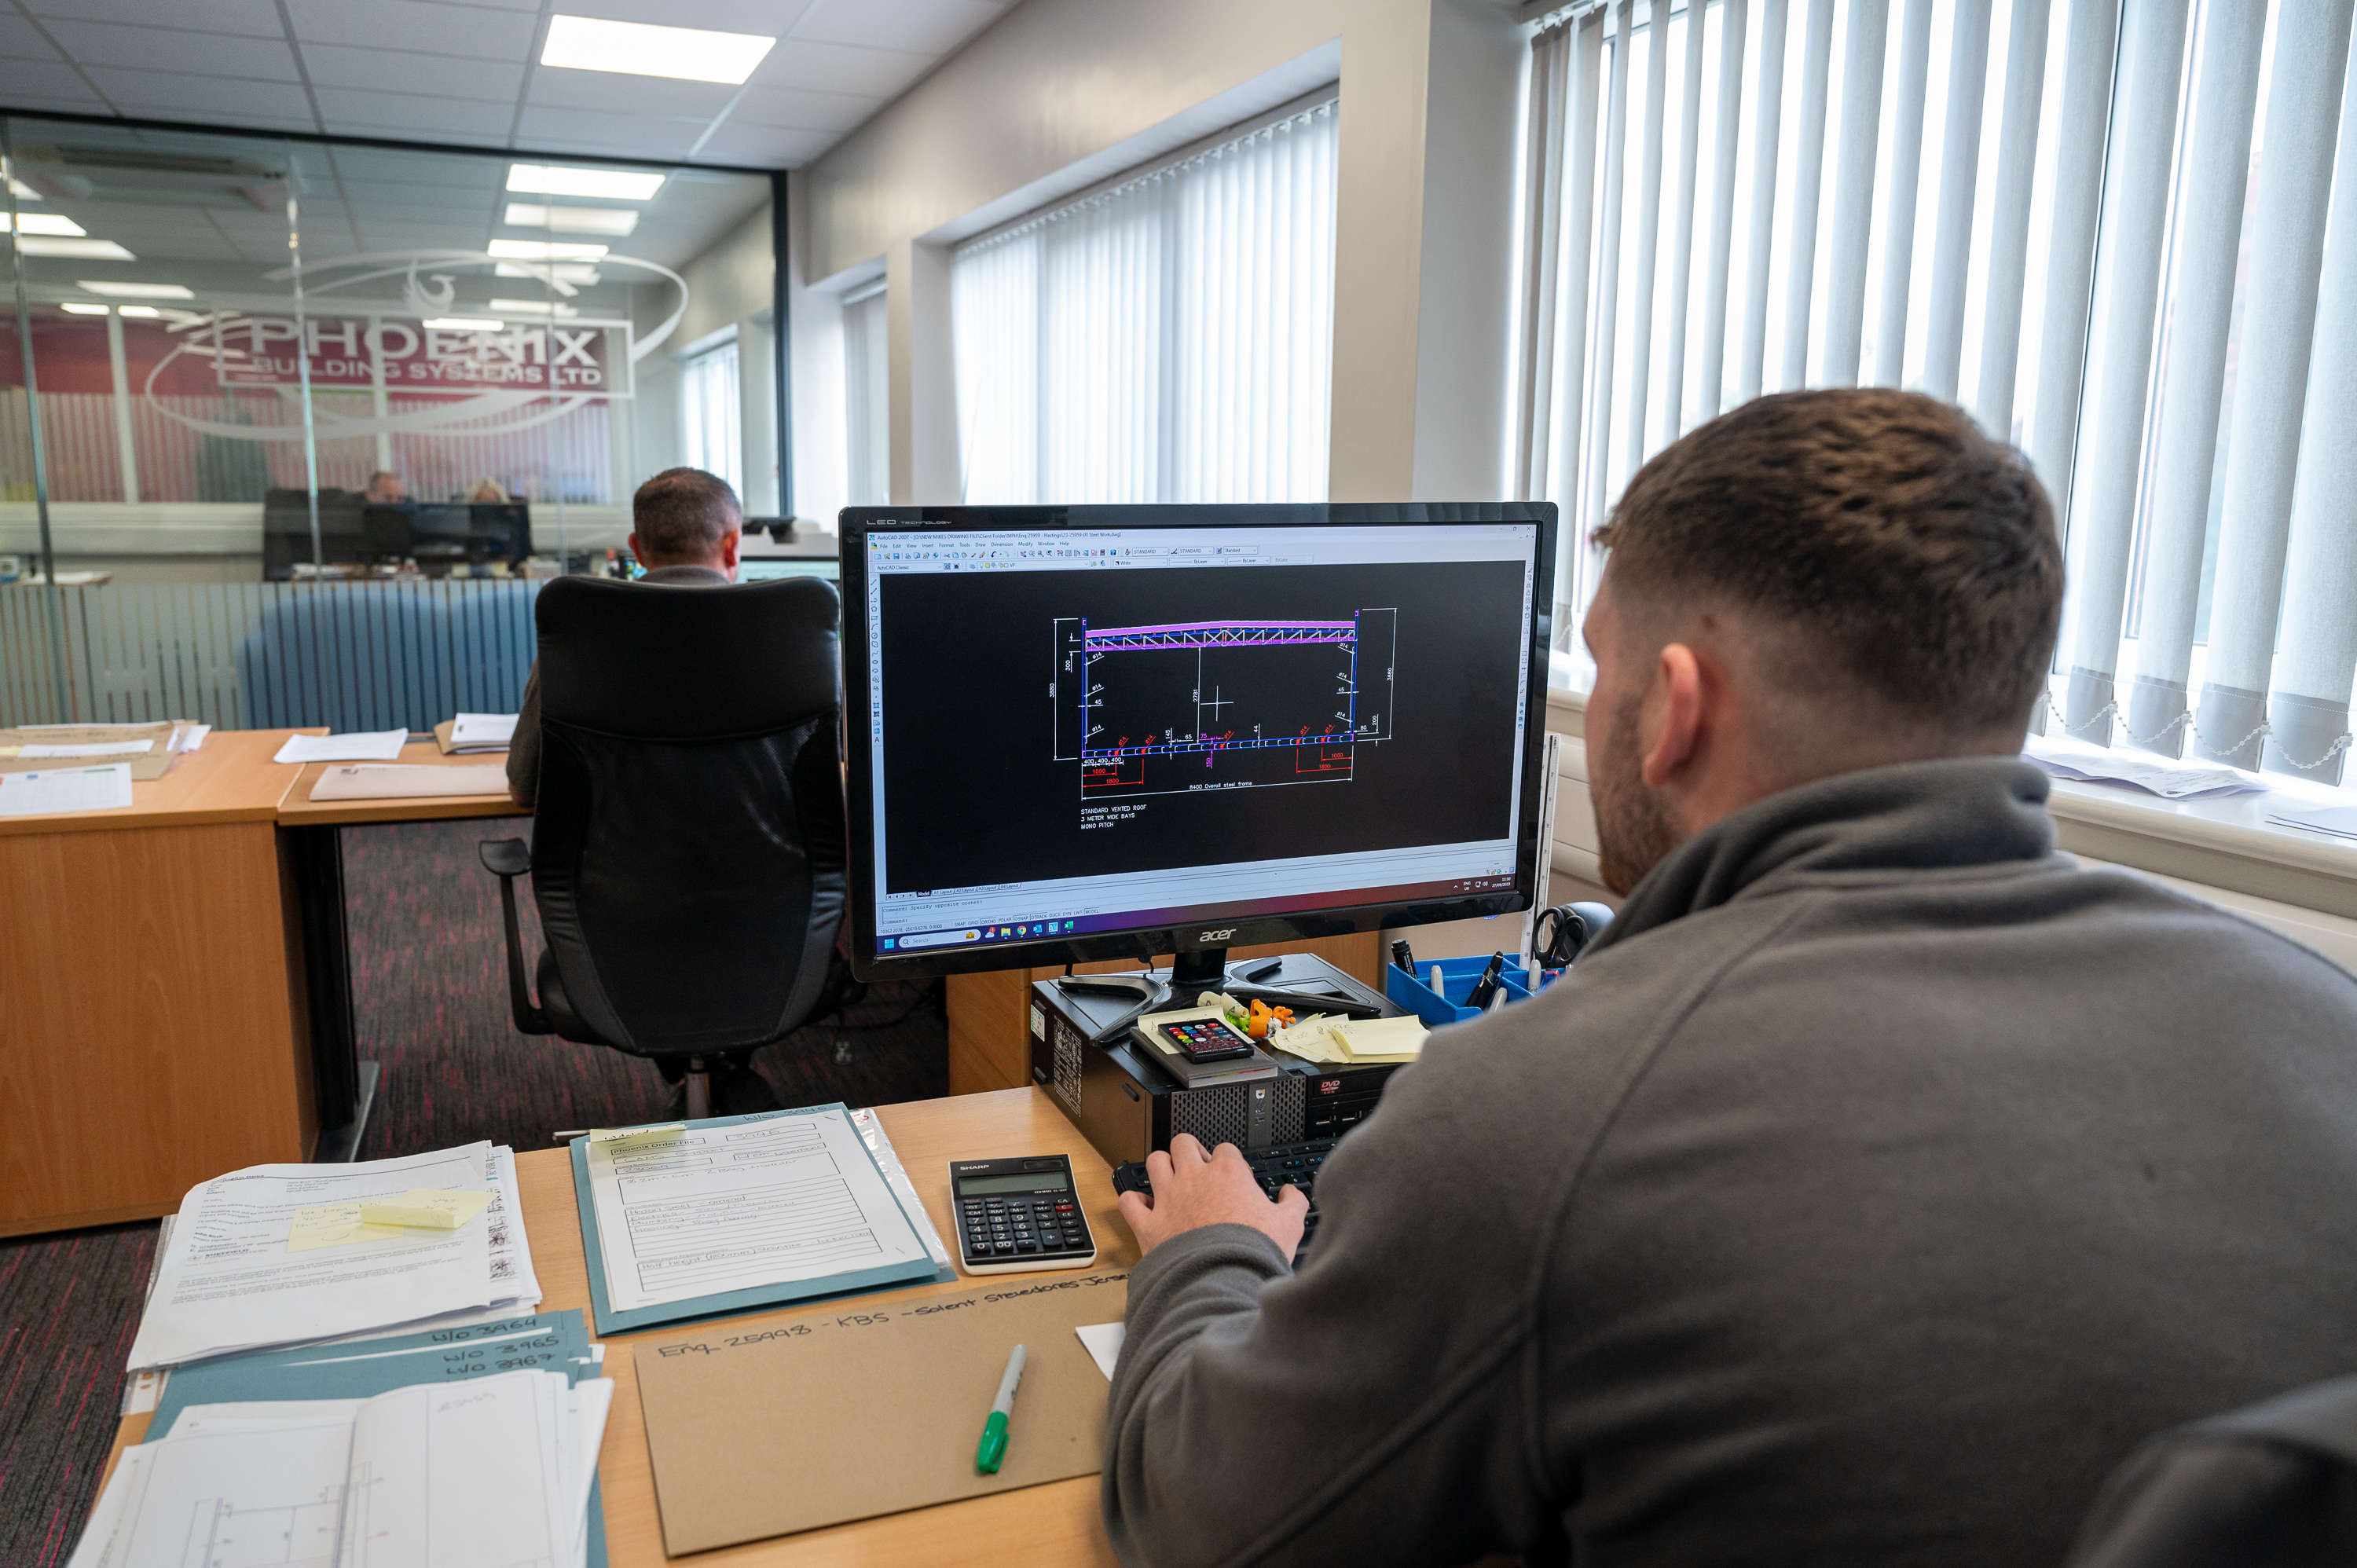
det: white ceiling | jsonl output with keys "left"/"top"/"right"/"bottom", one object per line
{"left": 0, "top": 0, "right": 1016, "bottom": 170}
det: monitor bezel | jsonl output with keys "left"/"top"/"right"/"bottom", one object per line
{"left": 839, "top": 502, "right": 1560, "bottom": 983}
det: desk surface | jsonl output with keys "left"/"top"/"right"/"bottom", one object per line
{"left": 0, "top": 727, "right": 318, "bottom": 837}
{"left": 106, "top": 1088, "right": 1129, "bottom": 1568}
{"left": 276, "top": 738, "right": 530, "bottom": 826}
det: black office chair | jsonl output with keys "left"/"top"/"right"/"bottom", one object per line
{"left": 478, "top": 573, "right": 860, "bottom": 1119}
{"left": 2066, "top": 1374, "right": 2357, "bottom": 1566}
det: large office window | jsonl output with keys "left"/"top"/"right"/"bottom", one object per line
{"left": 1519, "top": 0, "right": 2357, "bottom": 788}
{"left": 951, "top": 97, "right": 1339, "bottom": 506}
{"left": 842, "top": 281, "right": 889, "bottom": 506}
{"left": 680, "top": 336, "right": 743, "bottom": 496}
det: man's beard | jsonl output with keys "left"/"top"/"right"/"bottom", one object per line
{"left": 1590, "top": 693, "right": 1685, "bottom": 896}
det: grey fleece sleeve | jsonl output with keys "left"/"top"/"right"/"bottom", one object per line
{"left": 1102, "top": 1033, "right": 1564, "bottom": 1568}
{"left": 506, "top": 662, "right": 541, "bottom": 804}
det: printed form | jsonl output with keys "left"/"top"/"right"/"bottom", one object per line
{"left": 585, "top": 1108, "right": 930, "bottom": 1313}
{"left": 126, "top": 1145, "right": 496, "bottom": 1370}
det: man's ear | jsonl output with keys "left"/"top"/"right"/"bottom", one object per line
{"left": 625, "top": 531, "right": 647, "bottom": 570}
{"left": 1640, "top": 642, "right": 1706, "bottom": 789}
{"left": 719, "top": 528, "right": 742, "bottom": 573}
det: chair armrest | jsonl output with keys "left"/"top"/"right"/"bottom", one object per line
{"left": 477, "top": 837, "right": 548, "bottom": 1033}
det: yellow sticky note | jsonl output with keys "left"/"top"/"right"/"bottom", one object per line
{"left": 356, "top": 1189, "right": 495, "bottom": 1229}
{"left": 1332, "top": 1016, "right": 1429, "bottom": 1062}
{"left": 588, "top": 1123, "right": 686, "bottom": 1147}
{"left": 287, "top": 1201, "right": 406, "bottom": 1252}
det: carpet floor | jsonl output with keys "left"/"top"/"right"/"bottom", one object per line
{"left": 0, "top": 814, "right": 947, "bottom": 1567}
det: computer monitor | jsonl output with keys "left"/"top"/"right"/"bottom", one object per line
{"left": 841, "top": 503, "right": 1556, "bottom": 984}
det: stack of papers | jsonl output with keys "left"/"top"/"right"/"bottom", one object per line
{"left": 449, "top": 712, "right": 519, "bottom": 751}
{"left": 0, "top": 721, "right": 200, "bottom": 779}
{"left": 1270, "top": 1013, "right": 1429, "bottom": 1064}
{"left": 2267, "top": 800, "right": 2357, "bottom": 840}
{"left": 0, "top": 762, "right": 134, "bottom": 817}
{"left": 273, "top": 729, "right": 410, "bottom": 764}
{"left": 73, "top": 1365, "right": 610, "bottom": 1568}
{"left": 2024, "top": 736, "right": 2266, "bottom": 800}
{"left": 127, "top": 1143, "right": 539, "bottom": 1371}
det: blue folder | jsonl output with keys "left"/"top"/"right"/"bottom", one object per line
{"left": 147, "top": 1310, "right": 608, "bottom": 1568}
{"left": 569, "top": 1103, "right": 951, "bottom": 1336}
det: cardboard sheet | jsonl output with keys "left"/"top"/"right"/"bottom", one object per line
{"left": 0, "top": 721, "right": 185, "bottom": 779}
{"left": 635, "top": 1269, "right": 1131, "bottom": 1554}
{"left": 308, "top": 763, "right": 511, "bottom": 800}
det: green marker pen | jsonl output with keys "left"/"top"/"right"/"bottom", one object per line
{"left": 976, "top": 1343, "right": 1028, "bottom": 1474}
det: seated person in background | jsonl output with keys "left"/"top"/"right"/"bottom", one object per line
{"left": 507, "top": 465, "right": 742, "bottom": 811}
{"left": 1105, "top": 389, "right": 2357, "bottom": 1568}
{"left": 362, "top": 470, "right": 409, "bottom": 505}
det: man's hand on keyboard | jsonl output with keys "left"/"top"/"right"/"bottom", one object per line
{"left": 1117, "top": 1133, "right": 1310, "bottom": 1258}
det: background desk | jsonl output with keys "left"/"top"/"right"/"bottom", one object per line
{"left": 275, "top": 739, "right": 526, "bottom": 1162}
{"left": 0, "top": 731, "right": 318, "bottom": 1235}
{"left": 104, "top": 1086, "right": 1128, "bottom": 1568}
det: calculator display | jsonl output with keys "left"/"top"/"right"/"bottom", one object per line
{"left": 956, "top": 1171, "right": 1070, "bottom": 1196}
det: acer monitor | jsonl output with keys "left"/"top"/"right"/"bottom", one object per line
{"left": 841, "top": 502, "right": 1556, "bottom": 990}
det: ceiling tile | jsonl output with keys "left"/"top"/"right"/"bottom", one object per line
{"left": 788, "top": 0, "right": 1007, "bottom": 57}
{"left": 544, "top": 0, "right": 815, "bottom": 34}
{"left": 687, "top": 124, "right": 831, "bottom": 169}
{"left": 297, "top": 43, "right": 526, "bottom": 99}
{"left": 84, "top": 70, "right": 320, "bottom": 122}
{"left": 726, "top": 85, "right": 878, "bottom": 134}
{"left": 43, "top": 21, "right": 303, "bottom": 82}
{"left": 313, "top": 88, "right": 520, "bottom": 137}
{"left": 525, "top": 70, "right": 738, "bottom": 119}
{"left": 749, "top": 39, "right": 934, "bottom": 99}
{"left": 0, "top": 60, "right": 101, "bottom": 104}
{"left": 0, "top": 16, "right": 62, "bottom": 59}
{"left": 22, "top": 0, "right": 285, "bottom": 38}
{"left": 514, "top": 107, "right": 706, "bottom": 159}
{"left": 284, "top": 0, "right": 541, "bottom": 57}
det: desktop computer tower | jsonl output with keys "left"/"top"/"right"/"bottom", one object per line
{"left": 1027, "top": 954, "right": 1406, "bottom": 1169}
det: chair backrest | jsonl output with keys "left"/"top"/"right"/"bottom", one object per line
{"left": 527, "top": 573, "right": 845, "bottom": 1059}
{"left": 2068, "top": 1374, "right": 2357, "bottom": 1566}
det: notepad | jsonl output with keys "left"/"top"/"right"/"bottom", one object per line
{"left": 273, "top": 728, "right": 409, "bottom": 764}
{"left": 308, "top": 763, "right": 511, "bottom": 800}
{"left": 1331, "top": 1014, "right": 1429, "bottom": 1061}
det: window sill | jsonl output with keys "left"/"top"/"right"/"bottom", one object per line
{"left": 1541, "top": 685, "right": 2357, "bottom": 921}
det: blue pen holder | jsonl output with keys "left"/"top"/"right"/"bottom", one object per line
{"left": 1384, "top": 954, "right": 1536, "bottom": 1028}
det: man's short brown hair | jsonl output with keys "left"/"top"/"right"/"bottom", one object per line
{"left": 632, "top": 467, "right": 742, "bottom": 560}
{"left": 1593, "top": 389, "right": 2062, "bottom": 735}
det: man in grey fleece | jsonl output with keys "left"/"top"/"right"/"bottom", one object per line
{"left": 1104, "top": 389, "right": 2357, "bottom": 1567}
{"left": 506, "top": 465, "right": 742, "bottom": 808}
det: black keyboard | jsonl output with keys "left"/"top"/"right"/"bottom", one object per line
{"left": 1111, "top": 1137, "right": 1339, "bottom": 1262}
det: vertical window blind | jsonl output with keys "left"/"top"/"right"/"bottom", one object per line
{"left": 842, "top": 281, "right": 889, "bottom": 507}
{"left": 680, "top": 337, "right": 742, "bottom": 496}
{"left": 1519, "top": 0, "right": 2357, "bottom": 788}
{"left": 951, "top": 97, "right": 1339, "bottom": 506}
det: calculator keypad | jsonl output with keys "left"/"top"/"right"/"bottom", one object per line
{"left": 959, "top": 1194, "right": 1091, "bottom": 1263}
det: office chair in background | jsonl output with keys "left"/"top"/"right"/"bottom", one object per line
{"left": 478, "top": 573, "right": 862, "bottom": 1119}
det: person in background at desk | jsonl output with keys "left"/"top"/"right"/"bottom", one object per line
{"left": 362, "top": 470, "right": 409, "bottom": 505}
{"left": 506, "top": 465, "right": 742, "bottom": 811}
{"left": 1103, "top": 390, "right": 2357, "bottom": 1568}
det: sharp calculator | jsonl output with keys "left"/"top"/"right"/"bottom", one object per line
{"left": 948, "top": 1154, "right": 1098, "bottom": 1275}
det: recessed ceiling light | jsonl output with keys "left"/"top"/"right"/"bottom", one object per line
{"left": 486, "top": 239, "right": 608, "bottom": 262}
{"left": 2, "top": 213, "right": 86, "bottom": 236}
{"left": 506, "top": 164, "right": 664, "bottom": 202}
{"left": 423, "top": 317, "right": 504, "bottom": 332}
{"left": 539, "top": 15, "right": 775, "bottom": 85}
{"left": 60, "top": 302, "right": 110, "bottom": 315}
{"left": 503, "top": 202, "right": 638, "bottom": 236}
{"left": 76, "top": 280, "right": 189, "bottom": 298}
{"left": 495, "top": 262, "right": 600, "bottom": 284}
{"left": 117, "top": 305, "right": 160, "bottom": 317}
{"left": 24, "top": 239, "right": 135, "bottom": 259}
{"left": 488, "top": 298, "right": 582, "bottom": 318}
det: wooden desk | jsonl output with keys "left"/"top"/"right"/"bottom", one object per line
{"left": 277, "top": 738, "right": 527, "bottom": 826}
{"left": 0, "top": 731, "right": 321, "bottom": 1235}
{"left": 273, "top": 739, "right": 526, "bottom": 1158}
{"left": 104, "top": 1086, "right": 1128, "bottom": 1567}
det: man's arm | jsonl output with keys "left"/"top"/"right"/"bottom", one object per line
{"left": 506, "top": 665, "right": 541, "bottom": 808}
{"left": 1102, "top": 1041, "right": 1563, "bottom": 1568}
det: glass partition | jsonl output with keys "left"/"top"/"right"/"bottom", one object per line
{"left": 0, "top": 115, "right": 775, "bottom": 729}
